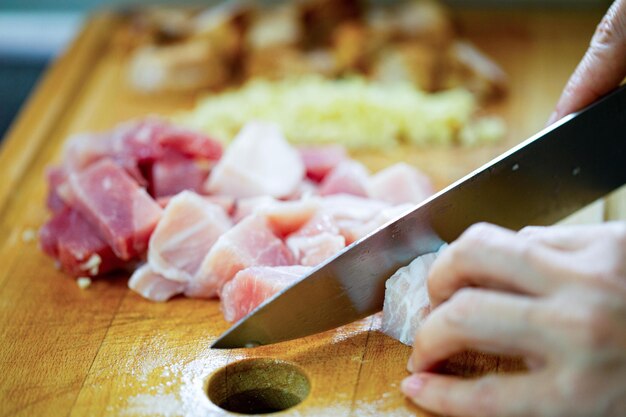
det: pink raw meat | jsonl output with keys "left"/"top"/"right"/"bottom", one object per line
{"left": 66, "top": 159, "right": 163, "bottom": 260}
{"left": 151, "top": 156, "right": 210, "bottom": 198}
{"left": 232, "top": 196, "right": 277, "bottom": 223}
{"left": 203, "top": 195, "right": 236, "bottom": 215}
{"left": 205, "top": 122, "right": 305, "bottom": 198}
{"left": 233, "top": 198, "right": 319, "bottom": 236}
{"left": 260, "top": 199, "right": 320, "bottom": 237}
{"left": 45, "top": 166, "right": 68, "bottom": 213}
{"left": 191, "top": 215, "right": 294, "bottom": 298}
{"left": 286, "top": 212, "right": 345, "bottom": 265}
{"left": 220, "top": 266, "right": 312, "bottom": 322}
{"left": 318, "top": 160, "right": 369, "bottom": 197}
{"left": 148, "top": 191, "right": 232, "bottom": 283}
{"left": 39, "top": 207, "right": 125, "bottom": 277}
{"left": 287, "top": 233, "right": 346, "bottom": 266}
{"left": 298, "top": 145, "right": 347, "bottom": 182}
{"left": 367, "top": 162, "right": 434, "bottom": 205}
{"left": 320, "top": 194, "right": 391, "bottom": 244}
{"left": 128, "top": 263, "right": 186, "bottom": 302}
{"left": 341, "top": 203, "right": 415, "bottom": 244}
{"left": 158, "top": 124, "right": 222, "bottom": 160}
{"left": 156, "top": 195, "right": 236, "bottom": 215}
{"left": 62, "top": 118, "right": 222, "bottom": 191}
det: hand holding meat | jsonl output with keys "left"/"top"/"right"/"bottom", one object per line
{"left": 548, "top": 0, "right": 626, "bottom": 124}
{"left": 402, "top": 222, "right": 626, "bottom": 417}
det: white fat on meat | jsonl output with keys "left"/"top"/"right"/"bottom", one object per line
{"left": 148, "top": 191, "right": 232, "bottom": 283}
{"left": 191, "top": 214, "right": 294, "bottom": 298}
{"left": 367, "top": 162, "right": 433, "bottom": 205}
{"left": 221, "top": 265, "right": 312, "bottom": 322}
{"left": 128, "top": 263, "right": 186, "bottom": 302}
{"left": 205, "top": 121, "right": 305, "bottom": 198}
{"left": 381, "top": 246, "right": 446, "bottom": 345}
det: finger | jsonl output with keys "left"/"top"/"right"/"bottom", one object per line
{"left": 518, "top": 224, "right": 600, "bottom": 250}
{"left": 428, "top": 223, "right": 553, "bottom": 307}
{"left": 401, "top": 372, "right": 539, "bottom": 417}
{"left": 549, "top": 0, "right": 626, "bottom": 124}
{"left": 409, "top": 288, "right": 546, "bottom": 373}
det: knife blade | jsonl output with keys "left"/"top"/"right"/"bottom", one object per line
{"left": 212, "top": 85, "right": 626, "bottom": 349}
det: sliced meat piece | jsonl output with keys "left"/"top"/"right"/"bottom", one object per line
{"left": 157, "top": 194, "right": 236, "bottom": 215}
{"left": 67, "top": 159, "right": 163, "bottom": 260}
{"left": 148, "top": 191, "right": 232, "bottom": 283}
{"left": 260, "top": 198, "right": 320, "bottom": 237}
{"left": 220, "top": 265, "right": 312, "bottom": 322}
{"left": 234, "top": 197, "right": 320, "bottom": 236}
{"left": 151, "top": 155, "right": 210, "bottom": 198}
{"left": 318, "top": 160, "right": 369, "bottom": 197}
{"left": 232, "top": 196, "right": 278, "bottom": 223}
{"left": 203, "top": 195, "right": 236, "bottom": 215}
{"left": 205, "top": 121, "right": 305, "bottom": 198}
{"left": 381, "top": 248, "right": 445, "bottom": 346}
{"left": 287, "top": 232, "right": 346, "bottom": 266}
{"left": 157, "top": 123, "right": 223, "bottom": 160}
{"left": 341, "top": 203, "right": 415, "bottom": 244}
{"left": 298, "top": 145, "right": 347, "bottom": 182}
{"left": 62, "top": 118, "right": 222, "bottom": 184}
{"left": 62, "top": 132, "right": 111, "bottom": 173}
{"left": 285, "top": 179, "right": 318, "bottom": 200}
{"left": 291, "top": 212, "right": 341, "bottom": 237}
{"left": 128, "top": 263, "right": 186, "bottom": 302}
{"left": 319, "top": 194, "right": 391, "bottom": 244}
{"left": 320, "top": 194, "right": 389, "bottom": 222}
{"left": 192, "top": 215, "right": 294, "bottom": 298}
{"left": 45, "top": 166, "right": 68, "bottom": 213}
{"left": 39, "top": 207, "right": 125, "bottom": 277}
{"left": 367, "top": 162, "right": 433, "bottom": 205}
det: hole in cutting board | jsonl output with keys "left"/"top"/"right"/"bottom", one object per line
{"left": 207, "top": 358, "right": 310, "bottom": 415}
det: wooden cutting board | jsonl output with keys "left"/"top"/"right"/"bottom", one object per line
{"left": 1, "top": 7, "right": 622, "bottom": 417}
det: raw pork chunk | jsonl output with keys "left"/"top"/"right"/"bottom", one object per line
{"left": 341, "top": 203, "right": 415, "bottom": 244}
{"left": 150, "top": 156, "right": 210, "bottom": 198}
{"left": 318, "top": 160, "right": 369, "bottom": 197}
{"left": 221, "top": 266, "right": 312, "bottom": 322}
{"left": 39, "top": 208, "right": 125, "bottom": 277}
{"left": 192, "top": 215, "right": 294, "bottom": 298}
{"left": 45, "top": 166, "right": 68, "bottom": 213}
{"left": 381, "top": 247, "right": 445, "bottom": 345}
{"left": 205, "top": 121, "right": 305, "bottom": 198}
{"left": 128, "top": 263, "right": 186, "bottom": 302}
{"left": 367, "top": 162, "right": 433, "bottom": 205}
{"left": 298, "top": 145, "right": 347, "bottom": 182}
{"left": 148, "top": 191, "right": 232, "bottom": 283}
{"left": 66, "top": 159, "right": 163, "bottom": 260}
{"left": 286, "top": 213, "right": 346, "bottom": 266}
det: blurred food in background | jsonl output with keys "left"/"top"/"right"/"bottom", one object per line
{"left": 127, "top": 0, "right": 507, "bottom": 99}
{"left": 126, "top": 0, "right": 508, "bottom": 149}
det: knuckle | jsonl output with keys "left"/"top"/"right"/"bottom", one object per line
{"left": 592, "top": 12, "right": 622, "bottom": 47}
{"left": 452, "top": 223, "right": 496, "bottom": 260}
{"left": 443, "top": 288, "right": 482, "bottom": 325}
{"left": 579, "top": 306, "right": 613, "bottom": 349}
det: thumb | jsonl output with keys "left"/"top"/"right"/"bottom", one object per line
{"left": 548, "top": 0, "right": 626, "bottom": 125}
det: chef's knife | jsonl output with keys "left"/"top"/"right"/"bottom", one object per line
{"left": 212, "top": 85, "right": 626, "bottom": 349}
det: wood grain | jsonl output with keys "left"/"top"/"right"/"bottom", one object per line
{"left": 0, "top": 7, "right": 615, "bottom": 417}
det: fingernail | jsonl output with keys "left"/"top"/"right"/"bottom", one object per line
{"left": 546, "top": 111, "right": 558, "bottom": 126}
{"left": 406, "top": 357, "right": 414, "bottom": 373}
{"left": 401, "top": 375, "right": 425, "bottom": 397}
